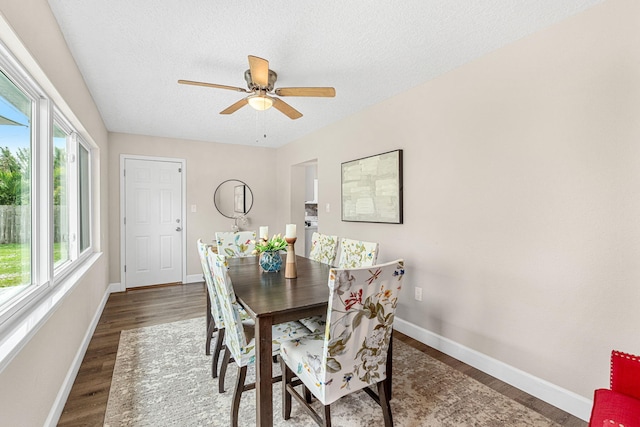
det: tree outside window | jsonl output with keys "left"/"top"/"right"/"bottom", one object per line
{"left": 0, "top": 69, "right": 31, "bottom": 291}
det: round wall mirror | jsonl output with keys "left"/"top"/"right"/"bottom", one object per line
{"left": 213, "top": 179, "right": 254, "bottom": 219}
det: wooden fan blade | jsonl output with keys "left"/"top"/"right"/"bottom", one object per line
{"left": 248, "top": 55, "right": 269, "bottom": 87}
{"left": 274, "top": 87, "right": 336, "bottom": 97}
{"left": 220, "top": 98, "right": 248, "bottom": 115}
{"left": 178, "top": 79, "right": 248, "bottom": 93}
{"left": 272, "top": 98, "right": 302, "bottom": 120}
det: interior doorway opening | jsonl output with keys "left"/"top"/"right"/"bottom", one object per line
{"left": 290, "top": 159, "right": 318, "bottom": 258}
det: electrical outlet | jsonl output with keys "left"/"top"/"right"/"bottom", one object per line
{"left": 414, "top": 287, "right": 423, "bottom": 301}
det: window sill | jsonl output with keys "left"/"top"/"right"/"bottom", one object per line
{"left": 0, "top": 252, "right": 103, "bottom": 374}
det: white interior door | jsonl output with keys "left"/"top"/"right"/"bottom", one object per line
{"left": 124, "top": 158, "right": 183, "bottom": 288}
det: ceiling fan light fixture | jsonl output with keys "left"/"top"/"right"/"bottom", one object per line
{"left": 179, "top": 55, "right": 331, "bottom": 119}
{"left": 247, "top": 94, "right": 273, "bottom": 111}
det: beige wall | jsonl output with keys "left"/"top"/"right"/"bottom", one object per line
{"left": 107, "top": 133, "right": 280, "bottom": 284}
{"left": 1, "top": 0, "right": 637, "bottom": 423}
{"left": 276, "top": 0, "right": 640, "bottom": 400}
{"left": 0, "top": 0, "right": 110, "bottom": 425}
{"left": 0, "top": 256, "right": 109, "bottom": 426}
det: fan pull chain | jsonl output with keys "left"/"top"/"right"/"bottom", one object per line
{"left": 254, "top": 110, "right": 268, "bottom": 144}
{"left": 262, "top": 108, "right": 267, "bottom": 141}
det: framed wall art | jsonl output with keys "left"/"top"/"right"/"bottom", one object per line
{"left": 341, "top": 149, "right": 403, "bottom": 224}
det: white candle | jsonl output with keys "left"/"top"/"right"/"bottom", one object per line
{"left": 285, "top": 224, "right": 296, "bottom": 238}
{"left": 259, "top": 226, "right": 268, "bottom": 239}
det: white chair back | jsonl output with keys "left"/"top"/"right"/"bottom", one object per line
{"left": 215, "top": 231, "right": 256, "bottom": 257}
{"left": 196, "top": 239, "right": 224, "bottom": 328}
{"left": 308, "top": 232, "right": 339, "bottom": 265}
{"left": 337, "top": 237, "right": 379, "bottom": 268}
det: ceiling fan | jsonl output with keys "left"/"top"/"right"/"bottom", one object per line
{"left": 178, "top": 55, "right": 336, "bottom": 120}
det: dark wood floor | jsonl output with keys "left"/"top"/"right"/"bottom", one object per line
{"left": 57, "top": 282, "right": 586, "bottom": 426}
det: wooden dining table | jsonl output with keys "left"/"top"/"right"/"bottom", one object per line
{"left": 227, "top": 254, "right": 393, "bottom": 427}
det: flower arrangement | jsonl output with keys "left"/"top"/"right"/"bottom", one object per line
{"left": 252, "top": 234, "right": 287, "bottom": 254}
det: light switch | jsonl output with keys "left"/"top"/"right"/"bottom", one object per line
{"left": 191, "top": 204, "right": 197, "bottom": 213}
{"left": 325, "top": 203, "right": 330, "bottom": 213}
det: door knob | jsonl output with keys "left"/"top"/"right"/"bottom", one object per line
{"left": 176, "top": 227, "right": 183, "bottom": 232}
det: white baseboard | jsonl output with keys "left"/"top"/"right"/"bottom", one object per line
{"left": 109, "top": 278, "right": 201, "bottom": 292}
{"left": 185, "top": 274, "right": 203, "bottom": 284}
{"left": 394, "top": 317, "right": 592, "bottom": 421}
{"left": 109, "top": 282, "right": 125, "bottom": 292}
{"left": 45, "top": 283, "right": 112, "bottom": 427}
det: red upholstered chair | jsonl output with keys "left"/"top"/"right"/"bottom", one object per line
{"left": 589, "top": 350, "right": 640, "bottom": 427}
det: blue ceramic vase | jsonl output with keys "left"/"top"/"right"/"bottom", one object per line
{"left": 259, "top": 251, "right": 282, "bottom": 272}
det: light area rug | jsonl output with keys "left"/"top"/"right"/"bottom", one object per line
{"left": 104, "top": 317, "right": 560, "bottom": 427}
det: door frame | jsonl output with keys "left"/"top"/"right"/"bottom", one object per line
{"left": 119, "top": 154, "right": 187, "bottom": 291}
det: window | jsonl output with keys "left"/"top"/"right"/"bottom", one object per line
{"left": 0, "top": 41, "right": 93, "bottom": 322}
{"left": 0, "top": 68, "right": 33, "bottom": 305}
{"left": 53, "top": 121, "right": 69, "bottom": 269}
{"left": 78, "top": 143, "right": 90, "bottom": 252}
{"left": 52, "top": 118, "right": 92, "bottom": 276}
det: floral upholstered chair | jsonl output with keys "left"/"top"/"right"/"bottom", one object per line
{"left": 196, "top": 239, "right": 253, "bottom": 391}
{"left": 215, "top": 231, "right": 256, "bottom": 257}
{"left": 280, "top": 259, "right": 405, "bottom": 427}
{"left": 337, "top": 237, "right": 379, "bottom": 268}
{"left": 208, "top": 251, "right": 314, "bottom": 427}
{"left": 300, "top": 232, "right": 340, "bottom": 334}
{"left": 309, "top": 232, "right": 339, "bottom": 265}
{"left": 197, "top": 239, "right": 220, "bottom": 356}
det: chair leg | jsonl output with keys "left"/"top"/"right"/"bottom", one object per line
{"left": 304, "top": 385, "right": 313, "bottom": 403}
{"left": 377, "top": 379, "right": 393, "bottom": 427}
{"left": 231, "top": 365, "right": 247, "bottom": 427}
{"left": 206, "top": 319, "right": 215, "bottom": 356}
{"left": 281, "top": 364, "right": 328, "bottom": 426}
{"left": 211, "top": 328, "right": 225, "bottom": 379}
{"left": 322, "top": 404, "right": 331, "bottom": 427}
{"left": 281, "top": 357, "right": 293, "bottom": 420}
{"left": 211, "top": 346, "right": 216, "bottom": 379}
{"left": 219, "top": 347, "right": 231, "bottom": 394}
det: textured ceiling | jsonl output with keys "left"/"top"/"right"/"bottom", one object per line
{"left": 47, "top": 0, "right": 604, "bottom": 148}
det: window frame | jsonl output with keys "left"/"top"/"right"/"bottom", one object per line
{"left": 77, "top": 140, "right": 92, "bottom": 255}
{"left": 52, "top": 115, "right": 72, "bottom": 273}
{"left": 0, "top": 38, "right": 95, "bottom": 330}
{"left": 0, "top": 45, "right": 50, "bottom": 327}
{"left": 50, "top": 113, "right": 93, "bottom": 281}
